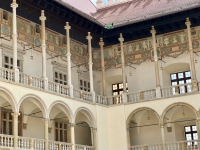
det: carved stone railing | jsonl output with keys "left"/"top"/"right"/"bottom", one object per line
{"left": 73, "top": 88, "right": 93, "bottom": 102}
{"left": 0, "top": 67, "right": 14, "bottom": 81}
{"left": 48, "top": 81, "right": 59, "bottom": 93}
{"left": 127, "top": 89, "right": 156, "bottom": 103}
{"left": 49, "top": 140, "right": 72, "bottom": 150}
{"left": 165, "top": 140, "right": 200, "bottom": 150}
{"left": 161, "top": 83, "right": 192, "bottom": 98}
{"left": 148, "top": 143, "right": 162, "bottom": 150}
{"left": 19, "top": 73, "right": 44, "bottom": 89}
{"left": 95, "top": 94, "right": 107, "bottom": 105}
{"left": 130, "top": 145, "right": 147, "bottom": 150}
{"left": 0, "top": 134, "right": 14, "bottom": 148}
{"left": 75, "top": 144, "right": 95, "bottom": 150}
{"left": 106, "top": 95, "right": 123, "bottom": 105}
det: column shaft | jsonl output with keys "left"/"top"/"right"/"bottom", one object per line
{"left": 99, "top": 38, "right": 106, "bottom": 95}
{"left": 12, "top": 112, "right": 20, "bottom": 149}
{"left": 70, "top": 124, "right": 75, "bottom": 150}
{"left": 118, "top": 33, "right": 126, "bottom": 93}
{"left": 185, "top": 18, "right": 198, "bottom": 92}
{"left": 44, "top": 119, "right": 49, "bottom": 150}
{"left": 160, "top": 125, "right": 166, "bottom": 150}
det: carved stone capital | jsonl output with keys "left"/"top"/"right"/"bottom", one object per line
{"left": 11, "top": 112, "right": 20, "bottom": 118}
{"left": 150, "top": 26, "right": 156, "bottom": 34}
{"left": 64, "top": 22, "right": 71, "bottom": 30}
{"left": 118, "top": 33, "right": 124, "bottom": 42}
{"left": 39, "top": 10, "right": 46, "bottom": 21}
{"left": 86, "top": 32, "right": 93, "bottom": 40}
{"left": 11, "top": 1, "right": 18, "bottom": 8}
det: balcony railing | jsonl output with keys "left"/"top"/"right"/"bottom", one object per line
{"left": 49, "top": 140, "right": 72, "bottom": 150}
{"left": 0, "top": 68, "right": 199, "bottom": 106}
{"left": 75, "top": 144, "right": 95, "bottom": 150}
{"left": 0, "top": 134, "right": 14, "bottom": 148}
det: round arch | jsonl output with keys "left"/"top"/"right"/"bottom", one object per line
{"left": 17, "top": 94, "right": 47, "bottom": 118}
{"left": 47, "top": 100, "right": 73, "bottom": 123}
{"left": 73, "top": 107, "right": 96, "bottom": 128}
{"left": 126, "top": 107, "right": 160, "bottom": 127}
{"left": 0, "top": 86, "right": 17, "bottom": 112}
{"left": 161, "top": 102, "right": 199, "bottom": 124}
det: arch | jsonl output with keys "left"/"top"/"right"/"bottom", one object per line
{"left": 47, "top": 100, "right": 73, "bottom": 123}
{"left": 17, "top": 94, "right": 47, "bottom": 118}
{"left": 0, "top": 86, "right": 17, "bottom": 112}
{"left": 161, "top": 102, "right": 198, "bottom": 124}
{"left": 126, "top": 107, "right": 160, "bottom": 127}
{"left": 73, "top": 107, "right": 96, "bottom": 128}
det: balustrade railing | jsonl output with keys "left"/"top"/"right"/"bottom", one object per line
{"left": 130, "top": 145, "right": 147, "bottom": 150}
{"left": 95, "top": 94, "right": 107, "bottom": 105}
{"left": 161, "top": 83, "right": 192, "bottom": 98}
{"left": 18, "top": 136, "right": 31, "bottom": 149}
{"left": 148, "top": 143, "right": 162, "bottom": 150}
{"left": 106, "top": 95, "right": 123, "bottom": 105}
{"left": 127, "top": 89, "right": 156, "bottom": 103}
{"left": 0, "top": 134, "right": 14, "bottom": 148}
{"left": 166, "top": 140, "right": 200, "bottom": 150}
{"left": 75, "top": 144, "right": 95, "bottom": 150}
{"left": 73, "top": 88, "right": 92, "bottom": 102}
{"left": 0, "top": 67, "right": 14, "bottom": 81}
{"left": 48, "top": 81, "right": 59, "bottom": 93}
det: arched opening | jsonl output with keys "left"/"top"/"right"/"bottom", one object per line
{"left": 18, "top": 95, "right": 46, "bottom": 139}
{"left": 74, "top": 108, "right": 95, "bottom": 147}
{"left": 127, "top": 108, "right": 161, "bottom": 146}
{"left": 48, "top": 102, "right": 73, "bottom": 146}
{"left": 162, "top": 103, "right": 198, "bottom": 143}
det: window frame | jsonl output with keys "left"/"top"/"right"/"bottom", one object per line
{"left": 3, "top": 55, "right": 23, "bottom": 72}
{"left": 54, "top": 121, "right": 68, "bottom": 142}
{"left": 54, "top": 71, "right": 67, "bottom": 85}
{"left": 112, "top": 83, "right": 128, "bottom": 96}
{"left": 184, "top": 125, "right": 198, "bottom": 145}
{"left": 170, "top": 71, "right": 191, "bottom": 85}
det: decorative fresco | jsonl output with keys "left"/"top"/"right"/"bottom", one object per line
{"left": 0, "top": 8, "right": 200, "bottom": 70}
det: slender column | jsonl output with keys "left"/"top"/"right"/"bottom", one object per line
{"left": 11, "top": 112, "right": 20, "bottom": 149}
{"left": 118, "top": 33, "right": 126, "bottom": 93}
{"left": 151, "top": 26, "right": 161, "bottom": 98}
{"left": 99, "top": 38, "right": 106, "bottom": 96}
{"left": 70, "top": 124, "right": 75, "bottom": 150}
{"left": 39, "top": 10, "right": 48, "bottom": 90}
{"left": 160, "top": 124, "right": 166, "bottom": 150}
{"left": 196, "top": 119, "right": 200, "bottom": 140}
{"left": 44, "top": 118, "right": 49, "bottom": 150}
{"left": 64, "top": 22, "right": 73, "bottom": 97}
{"left": 92, "top": 128, "right": 97, "bottom": 149}
{"left": 11, "top": 0, "right": 19, "bottom": 82}
{"left": 86, "top": 32, "right": 95, "bottom": 102}
{"left": 127, "top": 128, "right": 131, "bottom": 149}
{"left": 185, "top": 18, "right": 198, "bottom": 92}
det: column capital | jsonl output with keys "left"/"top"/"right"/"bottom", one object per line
{"left": 92, "top": 128, "right": 97, "bottom": 132}
{"left": 99, "top": 38, "right": 104, "bottom": 46}
{"left": 185, "top": 18, "right": 191, "bottom": 26}
{"left": 118, "top": 33, "right": 124, "bottom": 42}
{"left": 43, "top": 118, "right": 50, "bottom": 122}
{"left": 39, "top": 10, "right": 46, "bottom": 21}
{"left": 86, "top": 32, "right": 92, "bottom": 41}
{"left": 66, "top": 52, "right": 71, "bottom": 57}
{"left": 150, "top": 26, "right": 156, "bottom": 34}
{"left": 64, "top": 22, "right": 71, "bottom": 30}
{"left": 88, "top": 62, "right": 93, "bottom": 65}
{"left": 11, "top": 112, "right": 20, "bottom": 117}
{"left": 69, "top": 123, "right": 75, "bottom": 127}
{"left": 11, "top": 0, "right": 18, "bottom": 8}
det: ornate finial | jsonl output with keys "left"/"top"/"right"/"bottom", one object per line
{"left": 88, "top": 32, "right": 91, "bottom": 36}
{"left": 152, "top": 26, "right": 155, "bottom": 30}
{"left": 120, "top": 33, "right": 123, "bottom": 37}
{"left": 100, "top": 38, "right": 103, "bottom": 42}
{"left": 186, "top": 17, "right": 190, "bottom": 22}
{"left": 41, "top": 10, "right": 44, "bottom": 16}
{"left": 39, "top": 10, "right": 46, "bottom": 21}
{"left": 65, "top": 22, "right": 71, "bottom": 30}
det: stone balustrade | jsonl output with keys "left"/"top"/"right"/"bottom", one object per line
{"left": 75, "top": 144, "right": 95, "bottom": 150}
{"left": 0, "top": 68, "right": 200, "bottom": 107}
{"left": 0, "top": 134, "right": 14, "bottom": 148}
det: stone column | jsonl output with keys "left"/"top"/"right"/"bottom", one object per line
{"left": 0, "top": 39, "right": 3, "bottom": 67}
{"left": 185, "top": 18, "right": 198, "bottom": 92}
{"left": 11, "top": 0, "right": 19, "bottom": 83}
{"left": 118, "top": 33, "right": 126, "bottom": 93}
{"left": 151, "top": 26, "right": 161, "bottom": 98}
{"left": 160, "top": 124, "right": 166, "bottom": 150}
{"left": 196, "top": 119, "right": 200, "bottom": 140}
{"left": 44, "top": 118, "right": 49, "bottom": 150}
{"left": 99, "top": 38, "right": 106, "bottom": 96}
{"left": 39, "top": 10, "right": 48, "bottom": 90}
{"left": 127, "top": 128, "right": 131, "bottom": 149}
{"left": 11, "top": 112, "right": 20, "bottom": 149}
{"left": 64, "top": 22, "right": 73, "bottom": 97}
{"left": 70, "top": 124, "right": 75, "bottom": 150}
{"left": 92, "top": 128, "right": 97, "bottom": 149}
{"left": 86, "top": 32, "right": 95, "bottom": 102}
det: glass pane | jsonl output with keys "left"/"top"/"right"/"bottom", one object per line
{"left": 9, "top": 113, "right": 12, "bottom": 120}
{"left": 9, "top": 122, "right": 12, "bottom": 135}
{"left": 185, "top": 71, "right": 191, "bottom": 77}
{"left": 185, "top": 126, "right": 191, "bottom": 132}
{"left": 60, "top": 123, "right": 62, "bottom": 128}
{"left": 119, "top": 84, "right": 123, "bottom": 89}
{"left": 80, "top": 80, "right": 82, "bottom": 86}
{"left": 5, "top": 56, "right": 9, "bottom": 63}
{"left": 55, "top": 129, "right": 58, "bottom": 141}
{"left": 178, "top": 73, "right": 184, "bottom": 79}
{"left": 172, "top": 82, "right": 177, "bottom": 86}
{"left": 186, "top": 79, "right": 191, "bottom": 83}
{"left": 10, "top": 58, "right": 13, "bottom": 65}
{"left": 113, "top": 92, "right": 118, "bottom": 96}
{"left": 119, "top": 91, "right": 123, "bottom": 95}
{"left": 3, "top": 121, "right": 6, "bottom": 134}
{"left": 186, "top": 134, "right": 192, "bottom": 141}
{"left": 55, "top": 122, "right": 58, "bottom": 128}
{"left": 60, "top": 130, "right": 63, "bottom": 142}
{"left": 171, "top": 74, "right": 176, "bottom": 80}
{"left": 88, "top": 83, "right": 90, "bottom": 88}
{"left": 84, "top": 81, "right": 86, "bottom": 87}
{"left": 193, "top": 133, "right": 198, "bottom": 140}
{"left": 64, "top": 124, "right": 67, "bottom": 129}
{"left": 3, "top": 112, "right": 7, "bottom": 119}
{"left": 59, "top": 73, "right": 62, "bottom": 80}
{"left": 113, "top": 84, "right": 117, "bottom": 90}
{"left": 64, "top": 75, "right": 66, "bottom": 81}
{"left": 17, "top": 60, "right": 20, "bottom": 67}
{"left": 55, "top": 72, "right": 58, "bottom": 78}
{"left": 192, "top": 126, "right": 197, "bottom": 131}
{"left": 179, "top": 80, "right": 184, "bottom": 84}
{"left": 64, "top": 130, "right": 67, "bottom": 142}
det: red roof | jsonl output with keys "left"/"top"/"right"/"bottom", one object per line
{"left": 92, "top": 0, "right": 200, "bottom": 27}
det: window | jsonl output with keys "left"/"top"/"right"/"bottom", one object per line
{"left": 170, "top": 71, "right": 191, "bottom": 93}
{"left": 55, "top": 122, "right": 67, "bottom": 142}
{"left": 54, "top": 71, "right": 67, "bottom": 85}
{"left": 112, "top": 83, "right": 128, "bottom": 96}
{"left": 3, "top": 11, "right": 8, "bottom": 20}
{"left": 0, "top": 109, "right": 22, "bottom": 135}
{"left": 3, "top": 56, "right": 22, "bottom": 71}
{"left": 79, "top": 79, "right": 90, "bottom": 92}
{"left": 36, "top": 24, "right": 40, "bottom": 34}
{"left": 185, "top": 125, "right": 198, "bottom": 145}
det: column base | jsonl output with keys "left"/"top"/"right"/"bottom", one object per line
{"left": 13, "top": 68, "right": 19, "bottom": 83}
{"left": 156, "top": 86, "right": 161, "bottom": 98}
{"left": 43, "top": 77, "right": 48, "bottom": 90}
